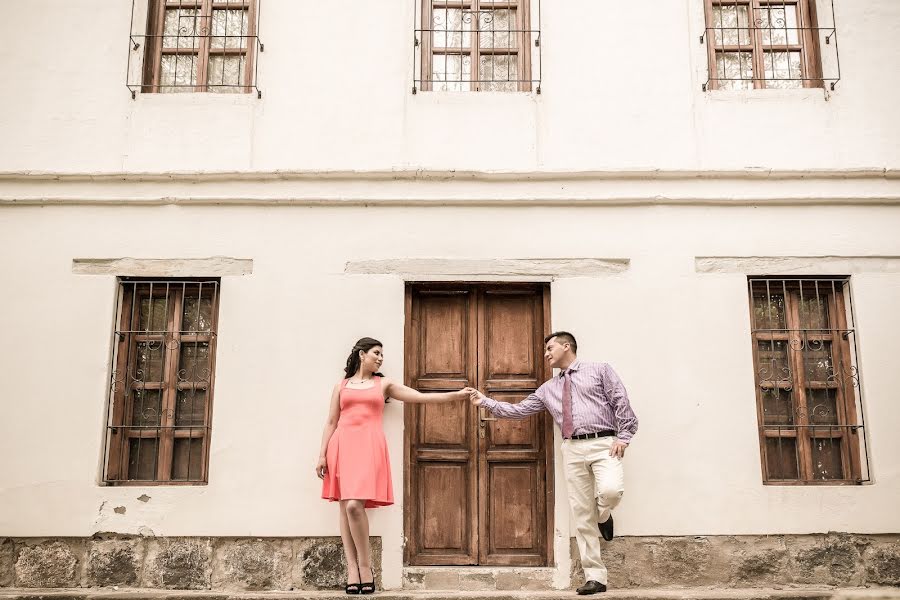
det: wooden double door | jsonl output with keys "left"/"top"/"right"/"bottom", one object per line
{"left": 403, "top": 283, "right": 554, "bottom": 566}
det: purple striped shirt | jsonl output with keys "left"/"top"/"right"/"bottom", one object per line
{"left": 480, "top": 360, "right": 638, "bottom": 443}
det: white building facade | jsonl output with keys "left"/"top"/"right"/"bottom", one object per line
{"left": 1, "top": 0, "right": 899, "bottom": 591}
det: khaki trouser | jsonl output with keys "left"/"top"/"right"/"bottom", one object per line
{"left": 561, "top": 436, "right": 625, "bottom": 585}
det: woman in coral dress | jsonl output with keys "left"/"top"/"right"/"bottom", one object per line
{"left": 317, "top": 337, "right": 471, "bottom": 594}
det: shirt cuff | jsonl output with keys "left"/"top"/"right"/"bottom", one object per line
{"left": 616, "top": 433, "right": 632, "bottom": 444}
{"left": 480, "top": 397, "right": 498, "bottom": 411}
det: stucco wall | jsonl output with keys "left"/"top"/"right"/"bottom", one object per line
{"left": 0, "top": 0, "right": 898, "bottom": 174}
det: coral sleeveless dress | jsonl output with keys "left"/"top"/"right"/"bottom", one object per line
{"left": 321, "top": 377, "right": 394, "bottom": 508}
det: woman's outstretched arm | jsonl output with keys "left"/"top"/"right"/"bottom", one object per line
{"left": 383, "top": 377, "right": 472, "bottom": 404}
{"left": 315, "top": 382, "right": 342, "bottom": 479}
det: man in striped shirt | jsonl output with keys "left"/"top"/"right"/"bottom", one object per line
{"left": 471, "top": 331, "right": 638, "bottom": 595}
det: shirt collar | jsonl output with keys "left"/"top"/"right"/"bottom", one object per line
{"left": 559, "top": 359, "right": 582, "bottom": 377}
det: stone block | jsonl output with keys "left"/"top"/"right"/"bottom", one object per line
{"left": 422, "top": 569, "right": 460, "bottom": 590}
{"left": 644, "top": 536, "right": 715, "bottom": 586}
{"left": 494, "top": 569, "right": 555, "bottom": 591}
{"left": 212, "top": 538, "right": 292, "bottom": 591}
{"left": 292, "top": 537, "right": 381, "bottom": 591}
{"left": 730, "top": 535, "right": 791, "bottom": 586}
{"left": 459, "top": 571, "right": 496, "bottom": 591}
{"left": 864, "top": 541, "right": 900, "bottom": 586}
{"left": 143, "top": 538, "right": 212, "bottom": 589}
{"left": 86, "top": 537, "right": 143, "bottom": 587}
{"left": 0, "top": 538, "right": 13, "bottom": 587}
{"left": 788, "top": 532, "right": 865, "bottom": 586}
{"left": 401, "top": 570, "right": 425, "bottom": 590}
{"left": 14, "top": 540, "right": 82, "bottom": 588}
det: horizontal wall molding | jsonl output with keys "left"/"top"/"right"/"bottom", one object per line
{"left": 346, "top": 258, "right": 629, "bottom": 279}
{"left": 2, "top": 169, "right": 900, "bottom": 206}
{"left": 696, "top": 256, "right": 900, "bottom": 274}
{"left": 72, "top": 257, "right": 253, "bottom": 276}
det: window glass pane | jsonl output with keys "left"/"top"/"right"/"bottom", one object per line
{"left": 479, "top": 54, "right": 518, "bottom": 91}
{"left": 765, "top": 437, "right": 799, "bottom": 480}
{"left": 761, "top": 387, "right": 794, "bottom": 425}
{"left": 713, "top": 4, "right": 751, "bottom": 45}
{"left": 176, "top": 390, "right": 208, "bottom": 427}
{"left": 172, "top": 438, "right": 204, "bottom": 480}
{"left": 160, "top": 54, "right": 198, "bottom": 93}
{"left": 806, "top": 388, "right": 839, "bottom": 425}
{"left": 163, "top": 9, "right": 200, "bottom": 48}
{"left": 208, "top": 55, "right": 245, "bottom": 92}
{"left": 182, "top": 295, "right": 214, "bottom": 332}
{"left": 764, "top": 51, "right": 802, "bottom": 88}
{"left": 179, "top": 342, "right": 210, "bottom": 381}
{"left": 211, "top": 9, "right": 249, "bottom": 49}
{"left": 136, "top": 341, "right": 165, "bottom": 382}
{"left": 759, "top": 4, "right": 799, "bottom": 45}
{"left": 752, "top": 291, "right": 786, "bottom": 330}
{"left": 432, "top": 8, "right": 472, "bottom": 48}
{"left": 798, "top": 294, "right": 830, "bottom": 330}
{"left": 479, "top": 9, "right": 516, "bottom": 49}
{"left": 130, "top": 389, "right": 162, "bottom": 427}
{"left": 803, "top": 339, "right": 834, "bottom": 382}
{"left": 810, "top": 437, "right": 844, "bottom": 480}
{"left": 139, "top": 297, "right": 169, "bottom": 332}
{"left": 128, "top": 438, "right": 159, "bottom": 480}
{"left": 716, "top": 51, "right": 753, "bottom": 90}
{"left": 757, "top": 340, "right": 792, "bottom": 384}
{"left": 432, "top": 54, "right": 472, "bottom": 91}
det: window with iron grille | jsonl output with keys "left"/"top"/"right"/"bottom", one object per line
{"left": 414, "top": 0, "right": 541, "bottom": 93}
{"left": 104, "top": 279, "right": 220, "bottom": 485}
{"left": 129, "top": 0, "right": 262, "bottom": 97}
{"left": 702, "top": 0, "right": 840, "bottom": 90}
{"left": 748, "top": 278, "right": 869, "bottom": 485}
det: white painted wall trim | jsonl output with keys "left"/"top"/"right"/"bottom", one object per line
{"left": 72, "top": 257, "right": 253, "bottom": 276}
{"left": 345, "top": 258, "right": 629, "bottom": 279}
{"left": 3, "top": 169, "right": 900, "bottom": 207}
{"left": 695, "top": 256, "right": 900, "bottom": 274}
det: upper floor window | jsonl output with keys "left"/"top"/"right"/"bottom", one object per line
{"left": 133, "top": 0, "right": 261, "bottom": 96}
{"left": 414, "top": 0, "right": 541, "bottom": 93}
{"left": 104, "top": 279, "right": 220, "bottom": 485}
{"left": 702, "top": 0, "right": 833, "bottom": 90}
{"left": 748, "top": 278, "right": 869, "bottom": 484}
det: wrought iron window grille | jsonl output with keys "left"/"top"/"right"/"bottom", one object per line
{"left": 701, "top": 0, "right": 840, "bottom": 92}
{"left": 413, "top": 0, "right": 542, "bottom": 94}
{"left": 126, "top": 0, "right": 264, "bottom": 99}
{"left": 748, "top": 277, "right": 870, "bottom": 485}
{"left": 103, "top": 279, "right": 220, "bottom": 485}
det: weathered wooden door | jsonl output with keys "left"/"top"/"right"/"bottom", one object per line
{"left": 404, "top": 283, "right": 553, "bottom": 566}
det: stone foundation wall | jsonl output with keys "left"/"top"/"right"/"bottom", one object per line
{"left": 0, "top": 535, "right": 381, "bottom": 590}
{"left": 570, "top": 533, "right": 900, "bottom": 589}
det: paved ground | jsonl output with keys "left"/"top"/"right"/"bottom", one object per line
{"left": 0, "top": 587, "right": 897, "bottom": 600}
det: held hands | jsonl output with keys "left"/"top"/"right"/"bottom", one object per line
{"left": 315, "top": 456, "right": 327, "bottom": 479}
{"left": 469, "top": 388, "right": 484, "bottom": 406}
{"left": 454, "top": 387, "right": 477, "bottom": 401}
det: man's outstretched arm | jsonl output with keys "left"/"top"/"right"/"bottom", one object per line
{"left": 471, "top": 388, "right": 545, "bottom": 419}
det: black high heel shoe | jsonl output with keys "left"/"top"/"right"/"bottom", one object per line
{"left": 345, "top": 569, "right": 361, "bottom": 595}
{"left": 360, "top": 567, "right": 375, "bottom": 594}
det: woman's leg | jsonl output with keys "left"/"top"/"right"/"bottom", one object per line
{"left": 345, "top": 500, "right": 373, "bottom": 583}
{"left": 339, "top": 501, "right": 361, "bottom": 584}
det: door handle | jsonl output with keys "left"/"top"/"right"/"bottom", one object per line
{"left": 479, "top": 407, "right": 497, "bottom": 423}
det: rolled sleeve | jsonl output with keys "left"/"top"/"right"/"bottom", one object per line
{"left": 600, "top": 364, "right": 638, "bottom": 444}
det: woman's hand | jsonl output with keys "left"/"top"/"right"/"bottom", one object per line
{"left": 315, "top": 456, "right": 327, "bottom": 479}
{"left": 453, "top": 387, "right": 475, "bottom": 401}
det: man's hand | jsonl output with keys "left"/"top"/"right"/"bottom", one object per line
{"left": 610, "top": 440, "right": 628, "bottom": 459}
{"left": 469, "top": 389, "right": 484, "bottom": 406}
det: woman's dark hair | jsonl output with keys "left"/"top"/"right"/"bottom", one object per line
{"left": 344, "top": 337, "right": 386, "bottom": 379}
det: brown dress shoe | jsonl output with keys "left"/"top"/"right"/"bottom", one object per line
{"left": 577, "top": 580, "right": 607, "bottom": 595}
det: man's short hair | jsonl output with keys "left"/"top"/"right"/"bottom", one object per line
{"left": 544, "top": 331, "right": 577, "bottom": 354}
